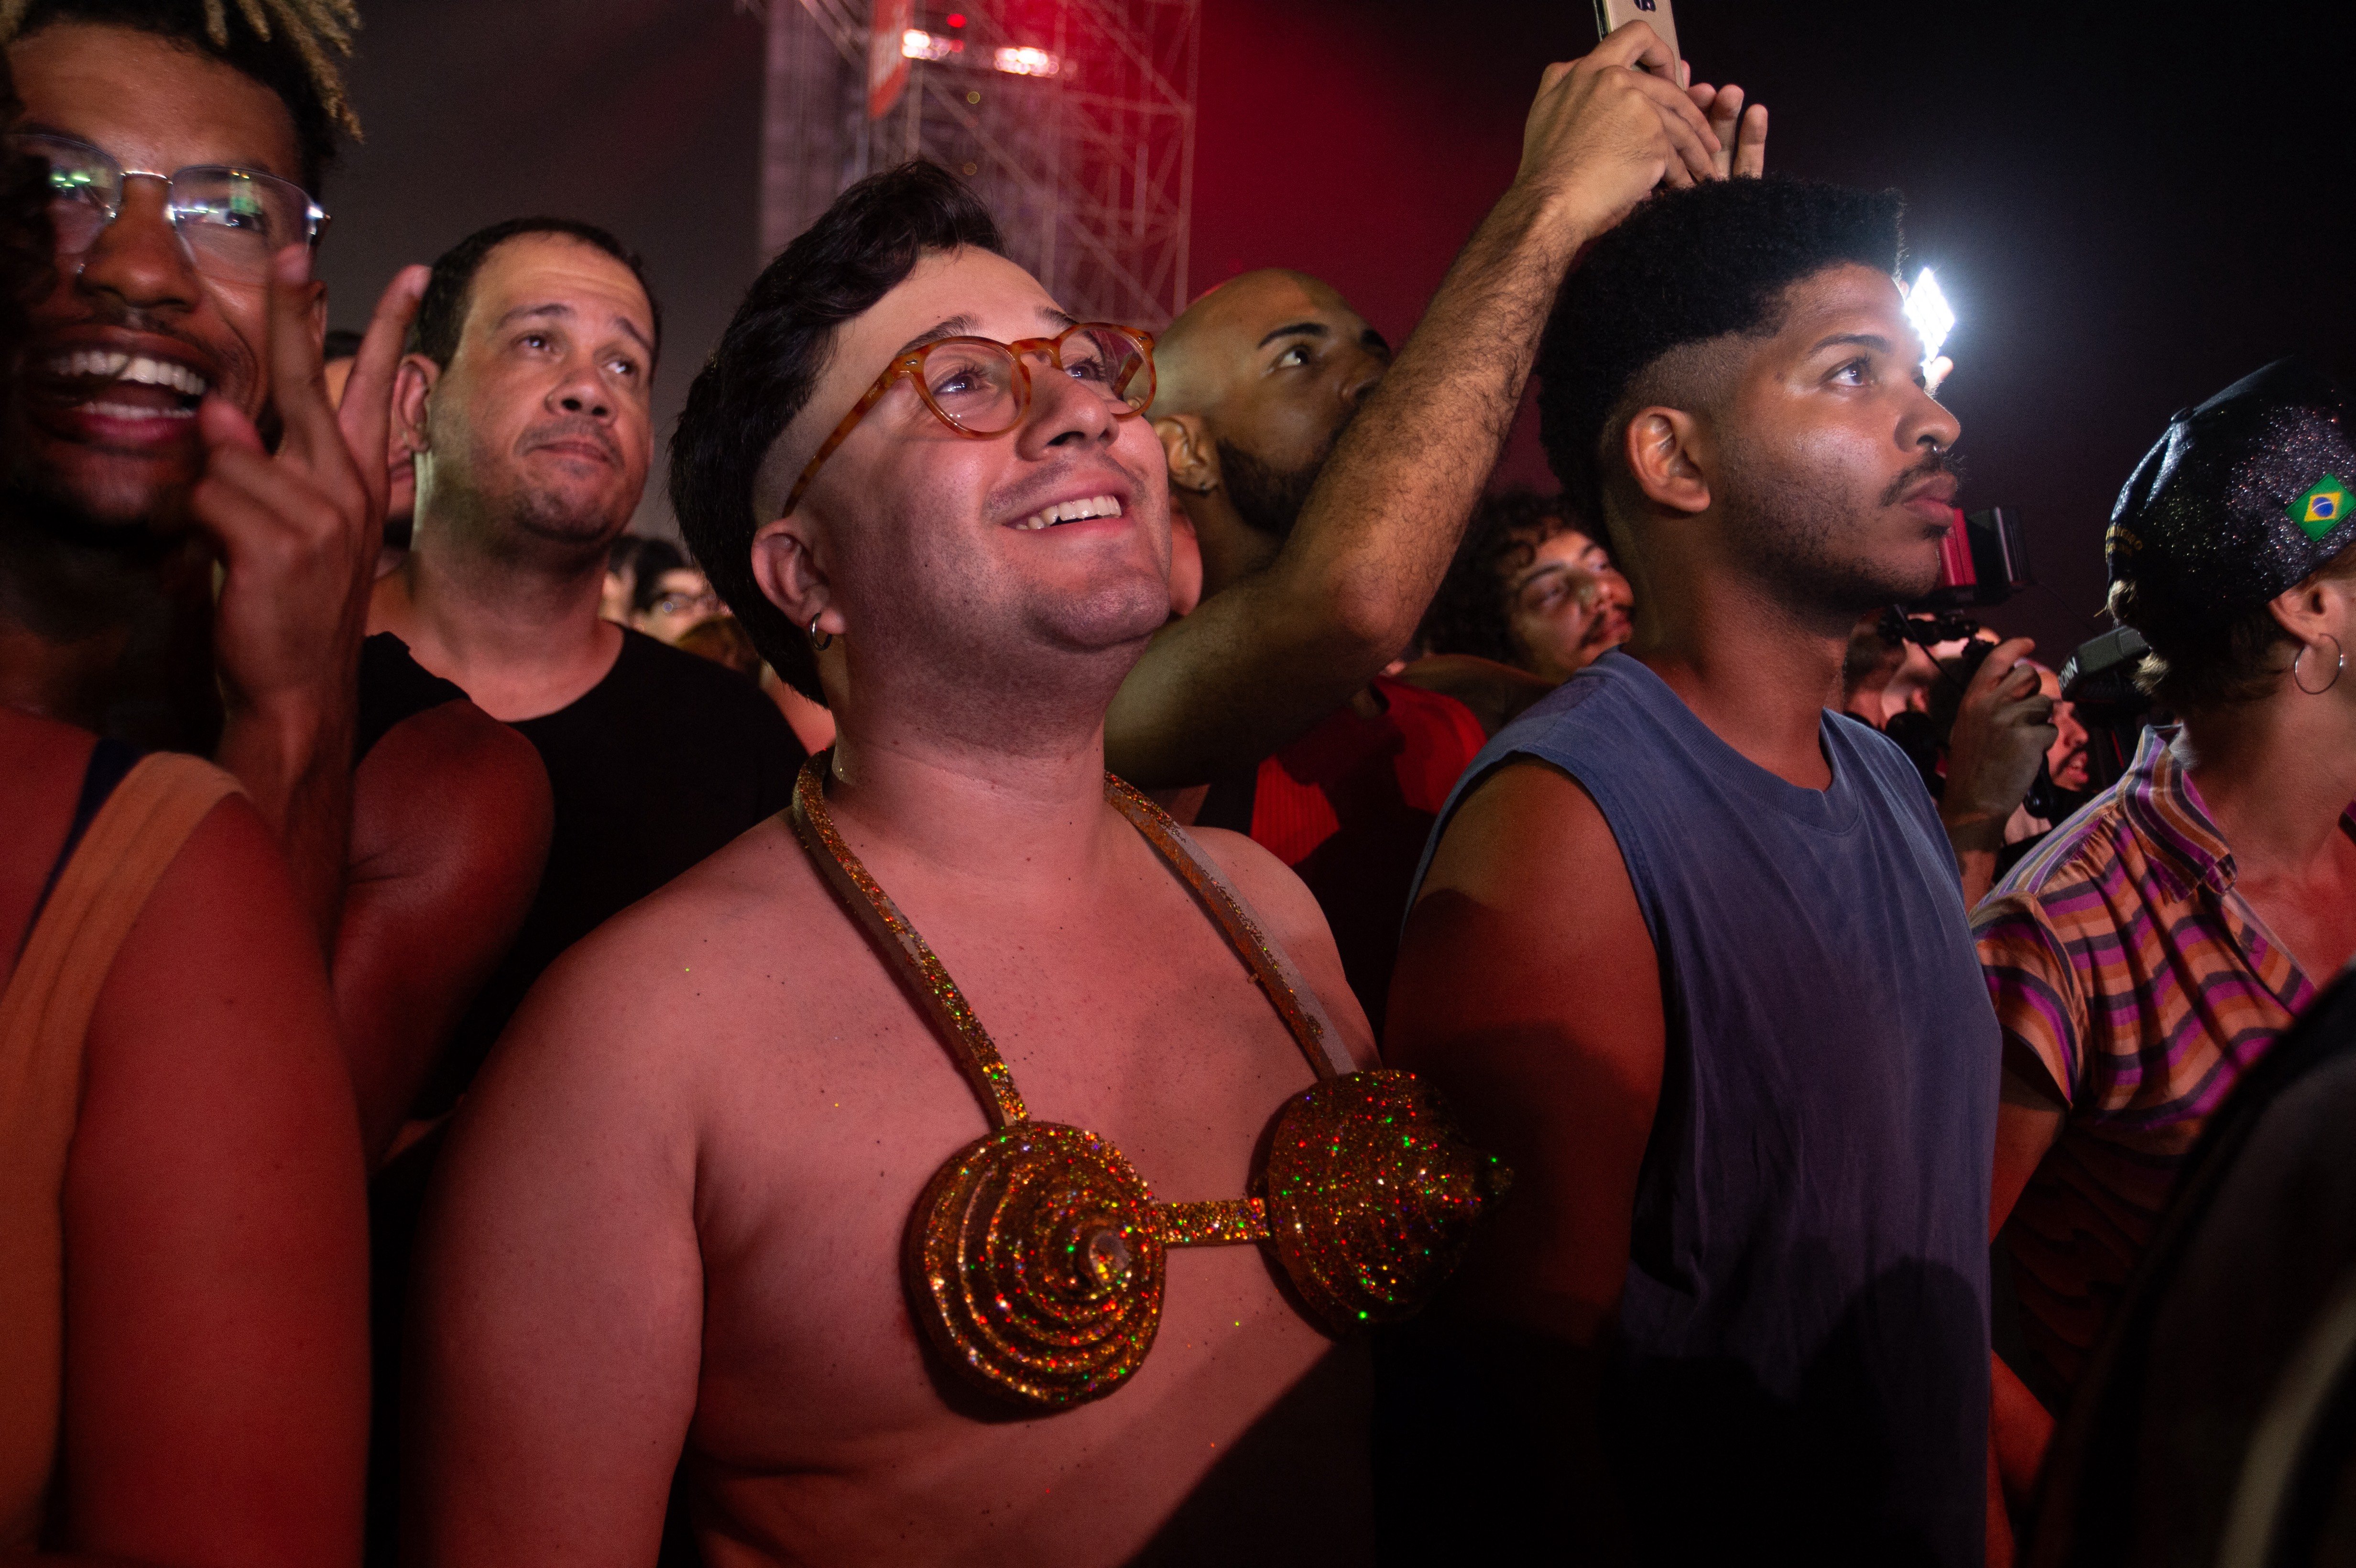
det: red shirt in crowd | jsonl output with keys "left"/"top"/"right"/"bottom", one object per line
{"left": 1240, "top": 675, "right": 1487, "bottom": 1032}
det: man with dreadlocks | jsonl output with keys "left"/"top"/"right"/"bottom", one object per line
{"left": 0, "top": 39, "right": 370, "bottom": 1568}
{"left": 0, "top": 0, "right": 553, "bottom": 1167}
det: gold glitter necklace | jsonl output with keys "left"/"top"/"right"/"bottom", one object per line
{"left": 788, "top": 755, "right": 1509, "bottom": 1412}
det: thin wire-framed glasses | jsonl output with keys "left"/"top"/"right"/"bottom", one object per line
{"left": 11, "top": 131, "right": 329, "bottom": 285}
{"left": 783, "top": 321, "right": 1156, "bottom": 516}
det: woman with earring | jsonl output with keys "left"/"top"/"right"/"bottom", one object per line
{"left": 1970, "top": 359, "right": 2356, "bottom": 1515}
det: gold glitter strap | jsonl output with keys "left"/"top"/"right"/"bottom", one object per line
{"left": 1103, "top": 776, "right": 1356, "bottom": 1081}
{"left": 787, "top": 758, "right": 1030, "bottom": 1128}
{"left": 1153, "top": 1198, "right": 1269, "bottom": 1246}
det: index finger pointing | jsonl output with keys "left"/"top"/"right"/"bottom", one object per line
{"left": 263, "top": 241, "right": 339, "bottom": 465}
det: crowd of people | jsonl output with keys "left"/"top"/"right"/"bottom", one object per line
{"left": 0, "top": 3, "right": 2351, "bottom": 1566}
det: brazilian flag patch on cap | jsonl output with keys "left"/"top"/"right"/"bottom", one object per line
{"left": 2290, "top": 474, "right": 2352, "bottom": 541}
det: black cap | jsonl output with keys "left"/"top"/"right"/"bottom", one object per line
{"left": 2106, "top": 357, "right": 2356, "bottom": 632}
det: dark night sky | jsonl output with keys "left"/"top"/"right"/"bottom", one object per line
{"left": 319, "top": 0, "right": 2356, "bottom": 662}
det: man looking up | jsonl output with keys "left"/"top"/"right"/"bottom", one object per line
{"left": 401, "top": 36, "right": 1729, "bottom": 1542}
{"left": 1388, "top": 178, "right": 2011, "bottom": 1564}
{"left": 0, "top": 0, "right": 549, "bottom": 1162}
{"left": 1145, "top": 268, "right": 1488, "bottom": 1028}
{"left": 371, "top": 217, "right": 804, "bottom": 1116}
{"left": 1084, "top": 23, "right": 1754, "bottom": 790}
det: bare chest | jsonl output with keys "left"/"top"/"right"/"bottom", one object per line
{"left": 674, "top": 908, "right": 1369, "bottom": 1565}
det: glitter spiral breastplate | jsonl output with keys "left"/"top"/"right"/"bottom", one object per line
{"left": 787, "top": 757, "right": 1510, "bottom": 1412}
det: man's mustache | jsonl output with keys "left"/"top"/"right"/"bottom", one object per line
{"left": 520, "top": 419, "right": 623, "bottom": 465}
{"left": 1879, "top": 446, "right": 1967, "bottom": 508}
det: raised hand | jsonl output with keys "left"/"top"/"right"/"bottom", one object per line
{"left": 194, "top": 251, "right": 426, "bottom": 724}
{"left": 1686, "top": 81, "right": 1769, "bottom": 179}
{"left": 1941, "top": 637, "right": 2059, "bottom": 906}
{"left": 191, "top": 248, "right": 427, "bottom": 935}
{"left": 1510, "top": 21, "right": 1723, "bottom": 237}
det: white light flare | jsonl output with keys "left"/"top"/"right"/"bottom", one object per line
{"left": 994, "top": 44, "right": 1059, "bottom": 76}
{"left": 1902, "top": 267, "right": 1955, "bottom": 372}
{"left": 902, "top": 28, "right": 955, "bottom": 61}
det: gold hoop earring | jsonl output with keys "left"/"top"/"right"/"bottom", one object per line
{"left": 2293, "top": 633, "right": 2344, "bottom": 696}
{"left": 809, "top": 613, "right": 833, "bottom": 652}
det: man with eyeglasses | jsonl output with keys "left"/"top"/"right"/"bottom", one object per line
{"left": 406, "top": 27, "right": 1729, "bottom": 1563}
{"left": 0, "top": 2, "right": 553, "bottom": 1169}
{"left": 627, "top": 563, "right": 723, "bottom": 645}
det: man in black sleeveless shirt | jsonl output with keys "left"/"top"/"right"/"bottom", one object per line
{"left": 370, "top": 218, "right": 805, "bottom": 1117}
{"left": 1391, "top": 179, "right": 2034, "bottom": 1564}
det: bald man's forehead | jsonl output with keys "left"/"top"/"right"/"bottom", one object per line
{"left": 1184, "top": 270, "right": 1355, "bottom": 342}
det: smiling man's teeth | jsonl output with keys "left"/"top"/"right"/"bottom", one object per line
{"left": 85, "top": 400, "right": 196, "bottom": 421}
{"left": 47, "top": 349, "right": 208, "bottom": 397}
{"left": 1012, "top": 494, "right": 1123, "bottom": 531}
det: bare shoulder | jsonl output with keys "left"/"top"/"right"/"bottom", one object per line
{"left": 1422, "top": 756, "right": 1617, "bottom": 899}
{"left": 360, "top": 699, "right": 549, "bottom": 831}
{"left": 1392, "top": 755, "right": 1656, "bottom": 1073}
{"left": 469, "top": 813, "right": 842, "bottom": 1129}
{"left": 1180, "top": 823, "right": 1375, "bottom": 1067}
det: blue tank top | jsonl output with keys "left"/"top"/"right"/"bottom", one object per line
{"left": 1413, "top": 651, "right": 1998, "bottom": 1566}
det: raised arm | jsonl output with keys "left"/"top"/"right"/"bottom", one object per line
{"left": 402, "top": 945, "right": 704, "bottom": 1568}
{"left": 1104, "top": 31, "right": 1764, "bottom": 786}
{"left": 1382, "top": 758, "right": 1665, "bottom": 1559}
{"left": 49, "top": 796, "right": 369, "bottom": 1568}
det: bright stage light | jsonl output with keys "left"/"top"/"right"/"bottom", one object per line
{"left": 902, "top": 28, "right": 957, "bottom": 61}
{"left": 994, "top": 44, "right": 1059, "bottom": 76}
{"left": 1903, "top": 267, "right": 1954, "bottom": 369}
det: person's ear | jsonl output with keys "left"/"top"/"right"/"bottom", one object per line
{"left": 395, "top": 353, "right": 439, "bottom": 452}
{"left": 1155, "top": 413, "right": 1219, "bottom": 495}
{"left": 2270, "top": 566, "right": 2354, "bottom": 651}
{"left": 751, "top": 514, "right": 840, "bottom": 640}
{"left": 1621, "top": 407, "right": 1713, "bottom": 517}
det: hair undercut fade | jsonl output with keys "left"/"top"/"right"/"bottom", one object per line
{"left": 0, "top": 0, "right": 358, "bottom": 193}
{"left": 410, "top": 216, "right": 661, "bottom": 371}
{"left": 1536, "top": 177, "right": 1906, "bottom": 546}
{"left": 670, "top": 160, "right": 1004, "bottom": 705}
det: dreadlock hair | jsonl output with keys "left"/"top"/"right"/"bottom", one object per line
{"left": 0, "top": 0, "right": 359, "bottom": 193}
{"left": 670, "top": 160, "right": 1004, "bottom": 705}
{"left": 410, "top": 217, "right": 661, "bottom": 371}
{"left": 1536, "top": 177, "right": 1905, "bottom": 558}
{"left": 1418, "top": 487, "right": 1592, "bottom": 665}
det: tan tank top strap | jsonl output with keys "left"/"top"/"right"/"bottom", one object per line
{"left": 0, "top": 751, "right": 241, "bottom": 1546}
{"left": 1102, "top": 775, "right": 1355, "bottom": 1081}
{"left": 786, "top": 757, "right": 1029, "bottom": 1128}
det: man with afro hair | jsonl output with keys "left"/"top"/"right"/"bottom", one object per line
{"left": 1388, "top": 176, "right": 2046, "bottom": 1563}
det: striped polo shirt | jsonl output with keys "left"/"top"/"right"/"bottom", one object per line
{"left": 1974, "top": 726, "right": 2340, "bottom": 1397}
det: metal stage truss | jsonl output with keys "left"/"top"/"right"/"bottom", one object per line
{"left": 753, "top": 0, "right": 1200, "bottom": 328}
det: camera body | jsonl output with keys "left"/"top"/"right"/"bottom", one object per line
{"left": 2058, "top": 625, "right": 2156, "bottom": 793}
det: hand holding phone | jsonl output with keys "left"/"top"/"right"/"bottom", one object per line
{"left": 1593, "top": 0, "right": 1679, "bottom": 81}
{"left": 1593, "top": 0, "right": 1767, "bottom": 179}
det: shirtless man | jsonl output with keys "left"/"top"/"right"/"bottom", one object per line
{"left": 406, "top": 36, "right": 1712, "bottom": 1561}
{"left": 0, "top": 3, "right": 549, "bottom": 1161}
